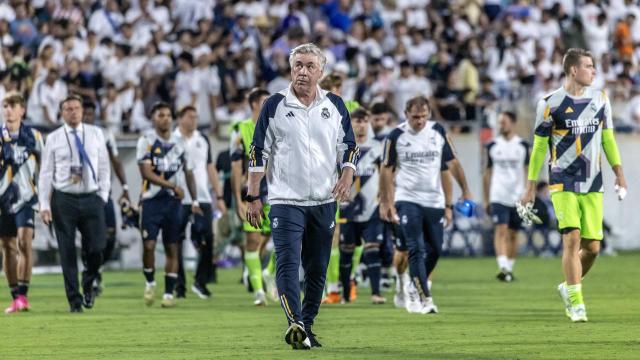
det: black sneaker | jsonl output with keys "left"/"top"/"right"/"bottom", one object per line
{"left": 285, "top": 322, "right": 310, "bottom": 350}
{"left": 70, "top": 306, "right": 83, "bottom": 313}
{"left": 82, "top": 291, "right": 95, "bottom": 309}
{"left": 176, "top": 285, "right": 187, "bottom": 298}
{"left": 305, "top": 327, "right": 322, "bottom": 348}
{"left": 191, "top": 283, "right": 210, "bottom": 299}
{"left": 496, "top": 268, "right": 509, "bottom": 282}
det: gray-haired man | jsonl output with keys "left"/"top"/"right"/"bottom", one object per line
{"left": 246, "top": 43, "right": 359, "bottom": 350}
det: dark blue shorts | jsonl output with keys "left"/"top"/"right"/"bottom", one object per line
{"left": 340, "top": 216, "right": 384, "bottom": 247}
{"left": 140, "top": 194, "right": 182, "bottom": 244}
{"left": 0, "top": 199, "right": 35, "bottom": 237}
{"left": 394, "top": 202, "right": 445, "bottom": 252}
{"left": 104, "top": 198, "right": 116, "bottom": 230}
{"left": 490, "top": 203, "right": 522, "bottom": 230}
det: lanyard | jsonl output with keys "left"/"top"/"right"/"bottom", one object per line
{"left": 64, "top": 127, "right": 85, "bottom": 165}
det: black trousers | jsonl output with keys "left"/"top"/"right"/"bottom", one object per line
{"left": 177, "top": 203, "right": 214, "bottom": 289}
{"left": 51, "top": 191, "right": 106, "bottom": 307}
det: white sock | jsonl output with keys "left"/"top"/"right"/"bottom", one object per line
{"left": 427, "top": 280, "right": 432, "bottom": 291}
{"left": 497, "top": 255, "right": 508, "bottom": 271}
{"left": 395, "top": 272, "right": 404, "bottom": 294}
{"left": 507, "top": 258, "right": 515, "bottom": 272}
{"left": 400, "top": 272, "right": 410, "bottom": 295}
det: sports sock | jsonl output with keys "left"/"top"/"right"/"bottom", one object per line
{"left": 266, "top": 251, "right": 276, "bottom": 276}
{"left": 326, "top": 248, "right": 340, "bottom": 292}
{"left": 497, "top": 255, "right": 508, "bottom": 271}
{"left": 506, "top": 258, "right": 515, "bottom": 272}
{"left": 363, "top": 247, "right": 381, "bottom": 296}
{"left": 566, "top": 283, "right": 584, "bottom": 307}
{"left": 400, "top": 272, "right": 410, "bottom": 294}
{"left": 165, "top": 273, "right": 178, "bottom": 295}
{"left": 9, "top": 284, "right": 18, "bottom": 300}
{"left": 143, "top": 268, "right": 155, "bottom": 284}
{"left": 244, "top": 251, "right": 263, "bottom": 293}
{"left": 339, "top": 249, "right": 354, "bottom": 301}
{"left": 17, "top": 281, "right": 29, "bottom": 296}
{"left": 427, "top": 280, "right": 432, "bottom": 291}
{"left": 351, "top": 245, "right": 363, "bottom": 277}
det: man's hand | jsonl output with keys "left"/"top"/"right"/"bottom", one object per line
{"left": 236, "top": 200, "right": 247, "bottom": 221}
{"left": 216, "top": 198, "right": 228, "bottom": 214}
{"left": 41, "top": 210, "right": 52, "bottom": 226}
{"left": 444, "top": 207, "right": 453, "bottom": 227}
{"left": 379, "top": 201, "right": 399, "bottom": 224}
{"left": 615, "top": 173, "right": 628, "bottom": 201}
{"left": 118, "top": 190, "right": 130, "bottom": 205}
{"left": 246, "top": 198, "right": 265, "bottom": 229}
{"left": 332, "top": 168, "right": 354, "bottom": 203}
{"left": 520, "top": 181, "right": 536, "bottom": 205}
{"left": 192, "top": 203, "right": 204, "bottom": 216}
{"left": 173, "top": 186, "right": 185, "bottom": 200}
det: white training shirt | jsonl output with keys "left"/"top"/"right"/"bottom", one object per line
{"left": 486, "top": 135, "right": 529, "bottom": 206}
{"left": 382, "top": 121, "right": 454, "bottom": 209}
{"left": 342, "top": 136, "right": 383, "bottom": 223}
{"left": 173, "top": 129, "right": 213, "bottom": 204}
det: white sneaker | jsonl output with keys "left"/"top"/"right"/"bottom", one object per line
{"left": 419, "top": 297, "right": 438, "bottom": 314}
{"left": 569, "top": 304, "right": 588, "bottom": 322}
{"left": 393, "top": 292, "right": 405, "bottom": 309}
{"left": 144, "top": 282, "right": 155, "bottom": 307}
{"left": 254, "top": 290, "right": 267, "bottom": 306}
{"left": 262, "top": 269, "right": 278, "bottom": 302}
{"left": 557, "top": 283, "right": 571, "bottom": 318}
{"left": 404, "top": 282, "right": 422, "bottom": 314}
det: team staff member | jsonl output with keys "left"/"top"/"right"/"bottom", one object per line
{"left": 247, "top": 43, "right": 358, "bottom": 350}
{"left": 0, "top": 93, "right": 44, "bottom": 314}
{"left": 39, "top": 94, "right": 111, "bottom": 313}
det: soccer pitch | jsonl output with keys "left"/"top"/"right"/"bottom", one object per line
{"left": 1, "top": 254, "right": 639, "bottom": 360}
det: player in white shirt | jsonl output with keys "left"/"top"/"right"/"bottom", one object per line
{"left": 483, "top": 112, "right": 529, "bottom": 282}
{"left": 379, "top": 96, "right": 471, "bottom": 314}
{"left": 173, "top": 106, "right": 226, "bottom": 299}
{"left": 338, "top": 108, "right": 389, "bottom": 305}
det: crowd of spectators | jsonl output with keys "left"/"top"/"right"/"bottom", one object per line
{"left": 1, "top": 0, "right": 640, "bottom": 136}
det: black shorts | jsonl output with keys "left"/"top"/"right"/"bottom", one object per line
{"left": 140, "top": 194, "right": 182, "bottom": 244}
{"left": 490, "top": 203, "right": 522, "bottom": 230}
{"left": 340, "top": 216, "right": 384, "bottom": 248}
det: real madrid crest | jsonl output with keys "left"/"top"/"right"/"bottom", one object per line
{"left": 321, "top": 107, "right": 330, "bottom": 119}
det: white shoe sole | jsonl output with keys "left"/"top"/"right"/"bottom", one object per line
{"left": 191, "top": 285, "right": 209, "bottom": 300}
{"left": 285, "top": 323, "right": 310, "bottom": 350}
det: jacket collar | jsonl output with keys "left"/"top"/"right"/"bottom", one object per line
{"left": 283, "top": 84, "right": 326, "bottom": 109}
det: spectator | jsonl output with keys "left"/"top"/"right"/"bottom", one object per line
{"left": 27, "top": 67, "right": 68, "bottom": 127}
{"left": 390, "top": 60, "right": 432, "bottom": 117}
{"left": 174, "top": 51, "right": 198, "bottom": 112}
{"left": 9, "top": 3, "right": 38, "bottom": 50}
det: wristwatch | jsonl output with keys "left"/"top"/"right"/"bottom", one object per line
{"left": 244, "top": 194, "right": 260, "bottom": 202}
{"left": 446, "top": 204, "right": 454, "bottom": 210}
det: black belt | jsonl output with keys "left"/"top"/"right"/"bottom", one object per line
{"left": 53, "top": 190, "right": 98, "bottom": 198}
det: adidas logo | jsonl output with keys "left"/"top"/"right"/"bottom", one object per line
{"left": 565, "top": 106, "right": 574, "bottom": 114}
{"left": 329, "top": 221, "right": 335, "bottom": 230}
{"left": 286, "top": 111, "right": 295, "bottom": 118}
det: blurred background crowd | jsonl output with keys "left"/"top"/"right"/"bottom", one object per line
{"left": 1, "top": 0, "right": 640, "bottom": 137}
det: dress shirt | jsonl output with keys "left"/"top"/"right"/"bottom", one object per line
{"left": 38, "top": 122, "right": 111, "bottom": 211}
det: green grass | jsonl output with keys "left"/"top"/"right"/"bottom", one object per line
{"left": 1, "top": 254, "right": 639, "bottom": 359}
